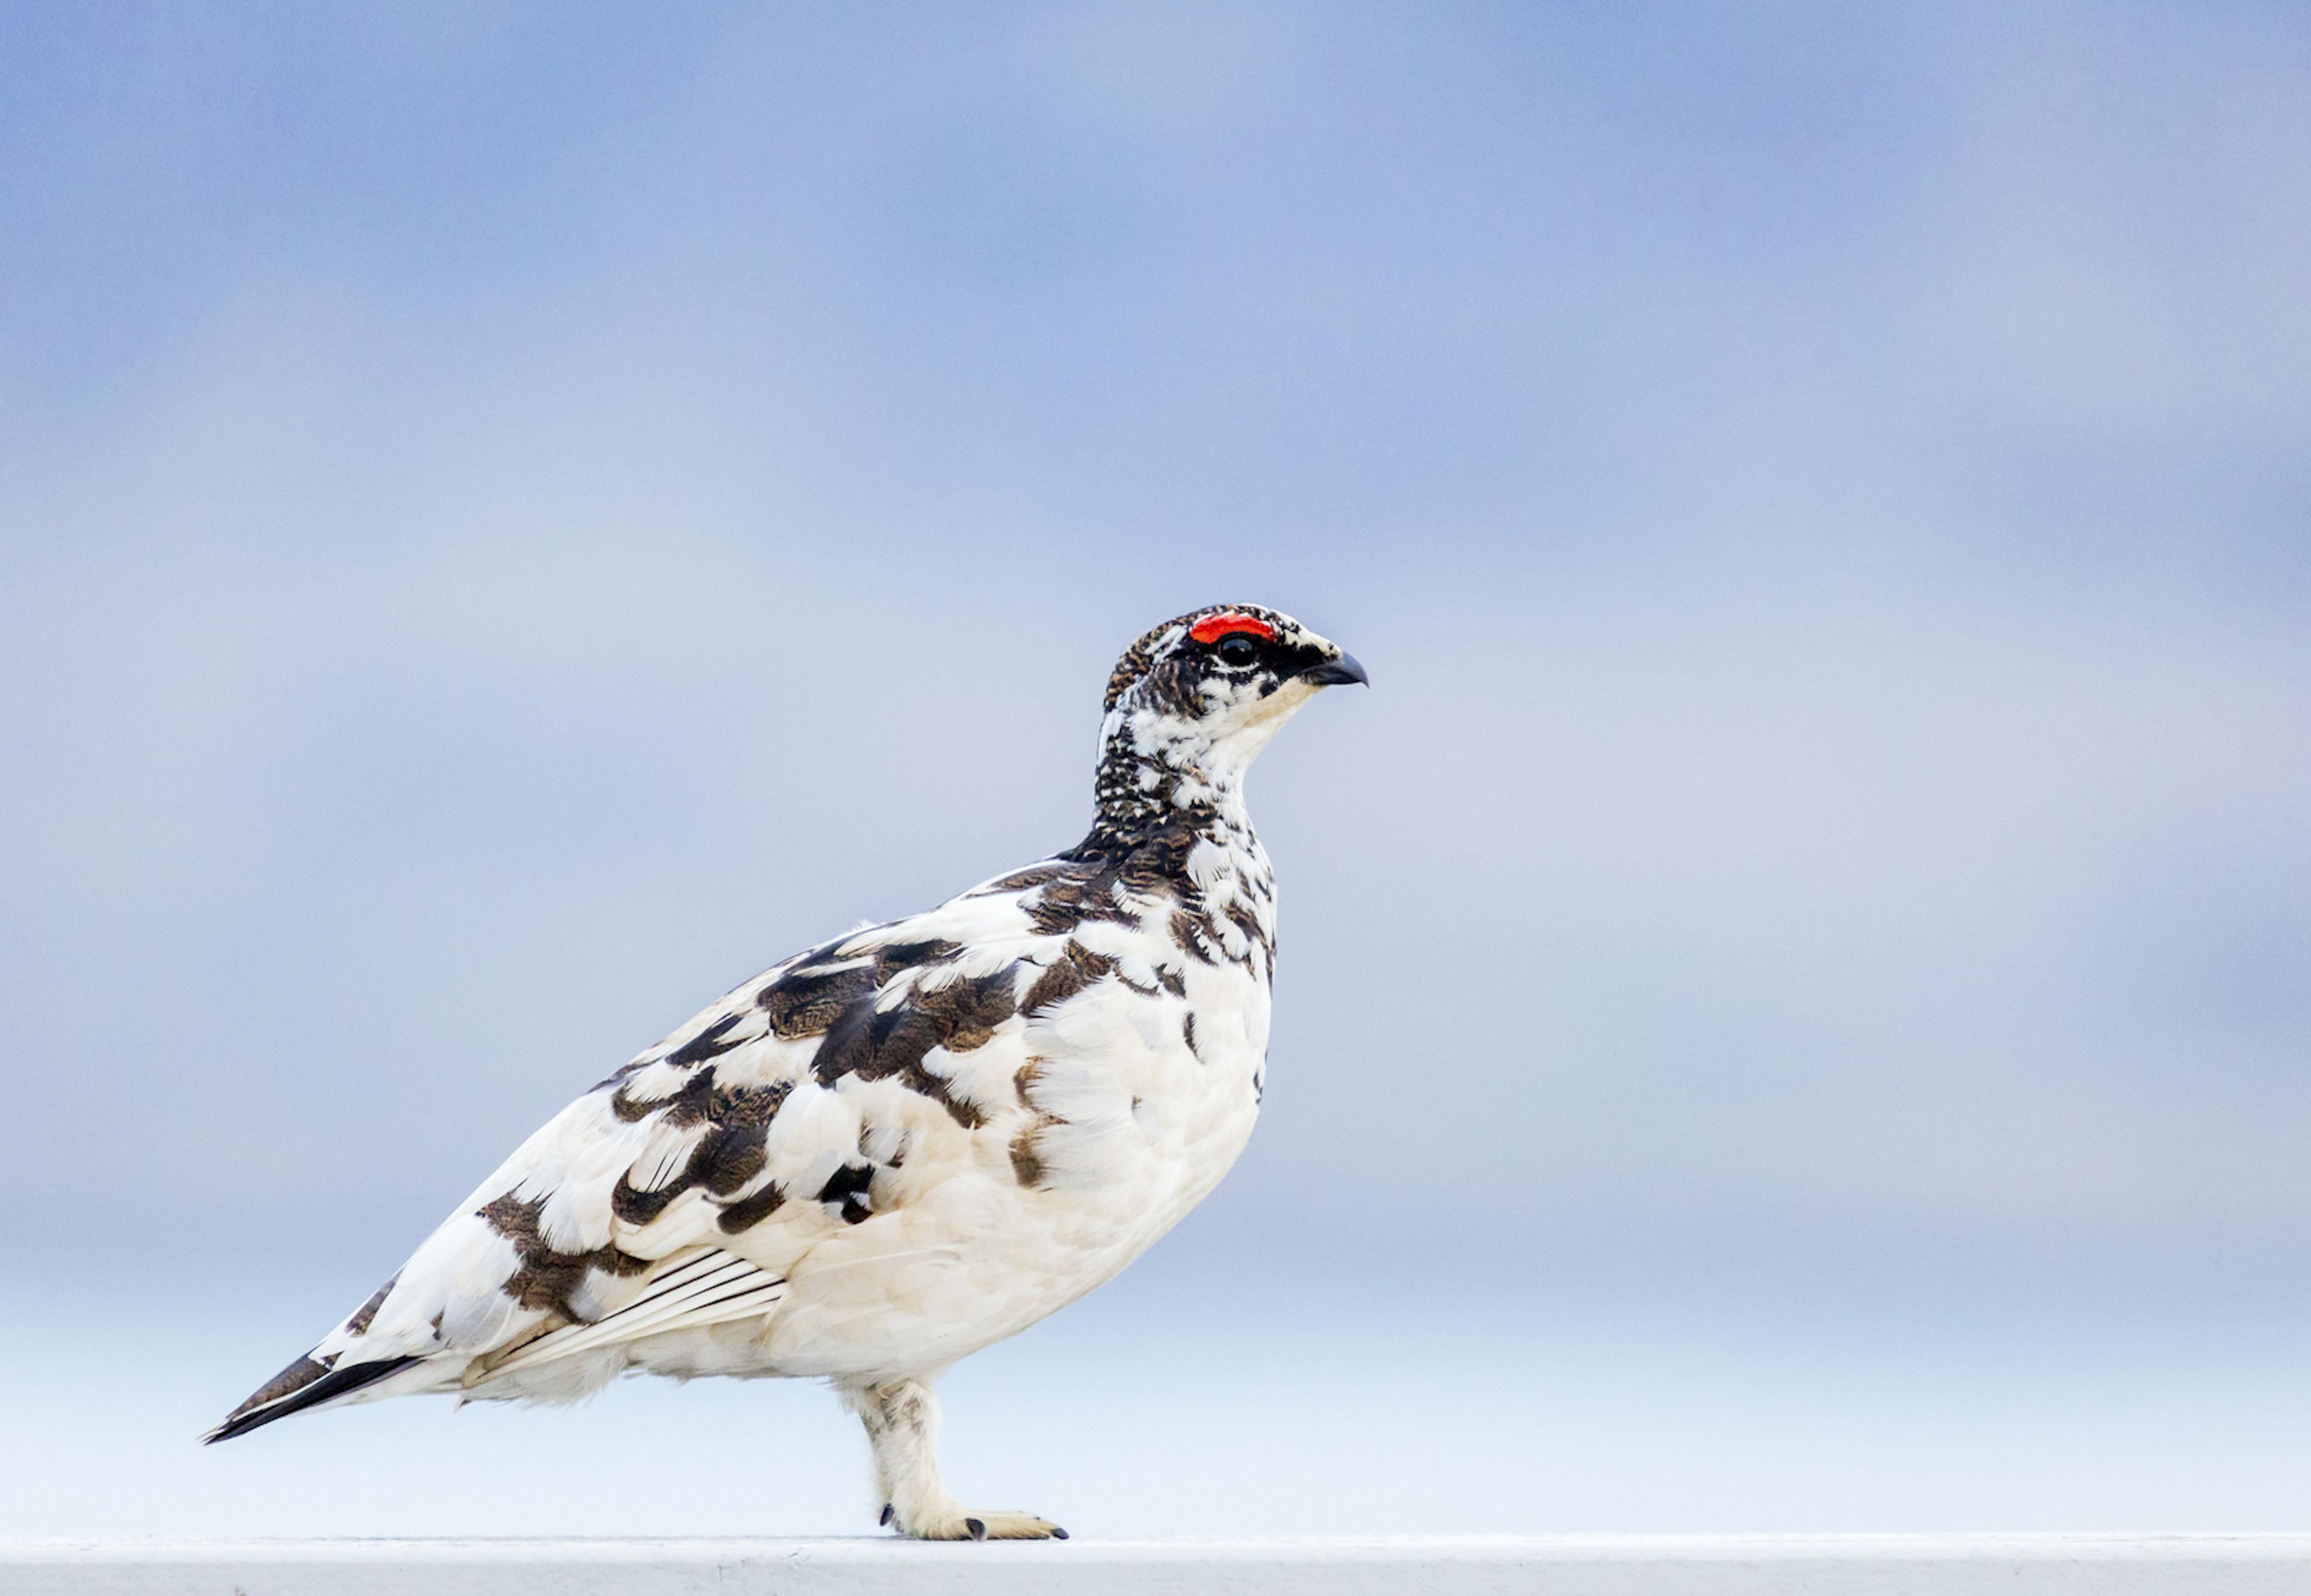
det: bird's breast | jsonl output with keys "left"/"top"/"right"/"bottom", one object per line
{"left": 747, "top": 939, "right": 1269, "bottom": 1378}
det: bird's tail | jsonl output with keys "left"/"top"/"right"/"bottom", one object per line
{"left": 203, "top": 1351, "right": 422, "bottom": 1444}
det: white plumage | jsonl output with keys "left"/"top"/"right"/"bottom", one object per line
{"left": 210, "top": 604, "right": 1366, "bottom": 1539}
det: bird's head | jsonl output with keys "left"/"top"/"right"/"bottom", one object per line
{"left": 1098, "top": 605, "right": 1367, "bottom": 798}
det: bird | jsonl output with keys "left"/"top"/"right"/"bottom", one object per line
{"left": 208, "top": 604, "right": 1367, "bottom": 1539}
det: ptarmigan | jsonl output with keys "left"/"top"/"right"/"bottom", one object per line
{"left": 209, "top": 604, "right": 1366, "bottom": 1539}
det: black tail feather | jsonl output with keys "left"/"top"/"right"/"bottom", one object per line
{"left": 204, "top": 1352, "right": 422, "bottom": 1444}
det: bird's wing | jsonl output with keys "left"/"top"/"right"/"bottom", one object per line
{"left": 215, "top": 876, "right": 1100, "bottom": 1436}
{"left": 461, "top": 1244, "right": 788, "bottom": 1385}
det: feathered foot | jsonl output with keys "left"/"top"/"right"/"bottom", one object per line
{"left": 843, "top": 1376, "right": 1068, "bottom": 1542}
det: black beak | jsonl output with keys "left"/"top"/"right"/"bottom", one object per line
{"left": 1301, "top": 652, "right": 1369, "bottom": 687}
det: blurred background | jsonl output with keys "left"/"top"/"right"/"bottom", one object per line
{"left": 3, "top": 1, "right": 2307, "bottom": 1537}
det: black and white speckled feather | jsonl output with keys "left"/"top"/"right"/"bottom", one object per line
{"left": 209, "top": 604, "right": 1366, "bottom": 1539}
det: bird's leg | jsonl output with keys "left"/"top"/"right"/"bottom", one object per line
{"left": 838, "top": 1375, "right": 1065, "bottom": 1541}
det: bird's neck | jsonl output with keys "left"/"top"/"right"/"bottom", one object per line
{"left": 1075, "top": 708, "right": 1254, "bottom": 860}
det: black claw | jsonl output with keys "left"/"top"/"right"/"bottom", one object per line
{"left": 1051, "top": 1527, "right": 1069, "bottom": 1540}
{"left": 880, "top": 1503, "right": 894, "bottom": 1527}
{"left": 966, "top": 1518, "right": 987, "bottom": 1541}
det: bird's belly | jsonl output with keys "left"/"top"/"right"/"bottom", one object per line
{"left": 720, "top": 980, "right": 1267, "bottom": 1379}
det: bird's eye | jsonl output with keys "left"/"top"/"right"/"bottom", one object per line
{"left": 1214, "top": 633, "right": 1260, "bottom": 668}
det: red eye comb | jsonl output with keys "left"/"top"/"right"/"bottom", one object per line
{"left": 1187, "top": 612, "right": 1277, "bottom": 645}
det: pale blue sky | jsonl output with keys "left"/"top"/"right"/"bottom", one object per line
{"left": 2, "top": 1, "right": 2307, "bottom": 1535}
